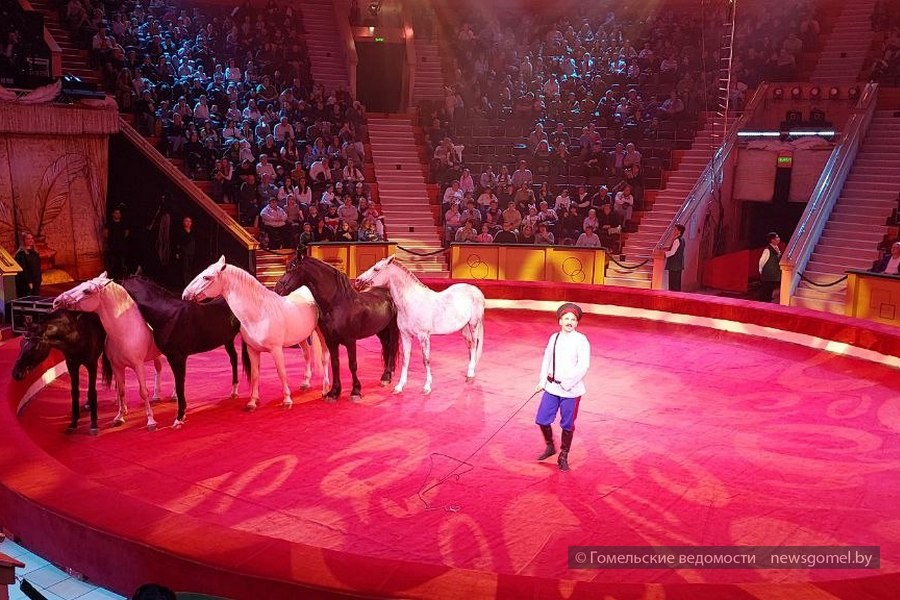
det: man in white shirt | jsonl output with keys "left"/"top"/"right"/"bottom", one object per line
{"left": 534, "top": 303, "right": 591, "bottom": 471}
{"left": 259, "top": 198, "right": 289, "bottom": 249}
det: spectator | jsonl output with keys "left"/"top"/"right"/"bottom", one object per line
{"left": 576, "top": 224, "right": 602, "bottom": 248}
{"left": 535, "top": 223, "right": 555, "bottom": 245}
{"left": 475, "top": 222, "right": 494, "bottom": 243}
{"left": 454, "top": 219, "right": 478, "bottom": 243}
{"left": 14, "top": 232, "right": 42, "bottom": 297}
{"left": 871, "top": 241, "right": 900, "bottom": 274}
{"left": 260, "top": 198, "right": 289, "bottom": 250}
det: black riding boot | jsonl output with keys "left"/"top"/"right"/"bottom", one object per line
{"left": 558, "top": 429, "right": 574, "bottom": 471}
{"left": 537, "top": 424, "right": 556, "bottom": 460}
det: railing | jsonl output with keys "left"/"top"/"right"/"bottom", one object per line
{"left": 116, "top": 117, "right": 258, "bottom": 272}
{"left": 401, "top": 6, "right": 416, "bottom": 112}
{"left": 651, "top": 85, "right": 769, "bottom": 289}
{"left": 334, "top": 0, "right": 359, "bottom": 97}
{"left": 779, "top": 82, "right": 879, "bottom": 305}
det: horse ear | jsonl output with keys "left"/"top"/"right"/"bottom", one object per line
{"left": 217, "top": 255, "right": 226, "bottom": 265}
{"left": 386, "top": 255, "right": 396, "bottom": 264}
{"left": 98, "top": 271, "right": 108, "bottom": 279}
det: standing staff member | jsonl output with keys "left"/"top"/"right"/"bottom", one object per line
{"left": 664, "top": 223, "right": 686, "bottom": 291}
{"left": 758, "top": 232, "right": 782, "bottom": 302}
{"left": 534, "top": 303, "right": 591, "bottom": 471}
{"left": 14, "top": 232, "right": 42, "bottom": 297}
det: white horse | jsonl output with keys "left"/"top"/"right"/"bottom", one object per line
{"left": 355, "top": 255, "right": 485, "bottom": 394}
{"left": 182, "top": 256, "right": 329, "bottom": 411}
{"left": 52, "top": 273, "right": 166, "bottom": 430}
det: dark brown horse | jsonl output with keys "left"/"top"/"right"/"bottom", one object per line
{"left": 12, "top": 310, "right": 110, "bottom": 435}
{"left": 274, "top": 253, "right": 399, "bottom": 402}
{"left": 122, "top": 275, "right": 241, "bottom": 427}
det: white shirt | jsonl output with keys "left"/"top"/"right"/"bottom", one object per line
{"left": 538, "top": 330, "right": 590, "bottom": 398}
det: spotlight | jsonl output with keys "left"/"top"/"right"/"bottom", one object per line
{"left": 791, "top": 87, "right": 802, "bottom": 100}
{"left": 773, "top": 87, "right": 784, "bottom": 100}
{"left": 828, "top": 86, "right": 840, "bottom": 100}
{"left": 809, "top": 86, "right": 821, "bottom": 99}
{"left": 848, "top": 86, "right": 860, "bottom": 101}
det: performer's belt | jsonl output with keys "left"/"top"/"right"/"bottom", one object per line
{"left": 546, "top": 375, "right": 561, "bottom": 384}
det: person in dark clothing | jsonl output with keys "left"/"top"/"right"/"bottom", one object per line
{"left": 664, "top": 223, "right": 686, "bottom": 292}
{"left": 14, "top": 232, "right": 42, "bottom": 297}
{"left": 172, "top": 216, "right": 197, "bottom": 287}
{"left": 758, "top": 231, "right": 782, "bottom": 302}
{"left": 103, "top": 207, "right": 130, "bottom": 280}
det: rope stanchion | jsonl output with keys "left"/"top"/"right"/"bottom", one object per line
{"left": 607, "top": 254, "right": 651, "bottom": 270}
{"left": 798, "top": 273, "right": 848, "bottom": 288}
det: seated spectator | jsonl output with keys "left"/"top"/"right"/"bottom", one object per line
{"left": 511, "top": 160, "right": 533, "bottom": 188}
{"left": 358, "top": 217, "right": 383, "bottom": 241}
{"left": 535, "top": 222, "right": 555, "bottom": 245}
{"left": 342, "top": 159, "right": 365, "bottom": 184}
{"left": 596, "top": 203, "right": 622, "bottom": 252}
{"left": 872, "top": 241, "right": 900, "bottom": 274}
{"left": 480, "top": 165, "right": 499, "bottom": 190}
{"left": 518, "top": 223, "right": 536, "bottom": 244}
{"left": 560, "top": 205, "right": 583, "bottom": 240}
{"left": 475, "top": 222, "right": 494, "bottom": 243}
{"left": 260, "top": 197, "right": 289, "bottom": 249}
{"left": 537, "top": 201, "right": 559, "bottom": 227}
{"left": 554, "top": 188, "right": 572, "bottom": 213}
{"left": 337, "top": 194, "right": 359, "bottom": 223}
{"left": 454, "top": 219, "right": 478, "bottom": 243}
{"left": 335, "top": 219, "right": 356, "bottom": 242}
{"left": 576, "top": 224, "right": 602, "bottom": 247}
{"left": 443, "top": 180, "right": 464, "bottom": 207}
{"left": 614, "top": 184, "right": 635, "bottom": 229}
{"left": 502, "top": 201, "right": 523, "bottom": 229}
{"left": 460, "top": 198, "right": 482, "bottom": 227}
{"left": 459, "top": 168, "right": 476, "bottom": 195}
{"left": 493, "top": 220, "right": 519, "bottom": 244}
{"left": 444, "top": 201, "right": 463, "bottom": 241}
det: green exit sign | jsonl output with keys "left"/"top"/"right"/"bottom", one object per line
{"left": 375, "top": 36, "right": 385, "bottom": 42}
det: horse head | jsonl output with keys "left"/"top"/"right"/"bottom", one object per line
{"left": 52, "top": 273, "right": 111, "bottom": 312}
{"left": 273, "top": 254, "right": 305, "bottom": 296}
{"left": 183, "top": 255, "right": 228, "bottom": 302}
{"left": 12, "top": 319, "right": 52, "bottom": 380}
{"left": 354, "top": 255, "right": 396, "bottom": 291}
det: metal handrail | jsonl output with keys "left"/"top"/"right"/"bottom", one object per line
{"left": 780, "top": 82, "right": 878, "bottom": 302}
{"left": 117, "top": 117, "right": 259, "bottom": 250}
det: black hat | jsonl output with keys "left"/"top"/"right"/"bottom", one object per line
{"left": 556, "top": 302, "right": 583, "bottom": 321}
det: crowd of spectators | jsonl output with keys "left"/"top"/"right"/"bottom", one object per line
{"left": 0, "top": 4, "right": 50, "bottom": 88}
{"left": 421, "top": 0, "right": 821, "bottom": 252}
{"left": 55, "top": 0, "right": 385, "bottom": 250}
{"left": 868, "top": 0, "right": 900, "bottom": 84}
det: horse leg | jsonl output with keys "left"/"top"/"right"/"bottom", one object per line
{"left": 66, "top": 360, "right": 80, "bottom": 434}
{"left": 420, "top": 334, "right": 433, "bottom": 395}
{"left": 324, "top": 339, "right": 341, "bottom": 403}
{"left": 86, "top": 362, "right": 99, "bottom": 436}
{"left": 394, "top": 332, "right": 413, "bottom": 394}
{"left": 376, "top": 327, "right": 393, "bottom": 385}
{"left": 298, "top": 339, "right": 312, "bottom": 391}
{"left": 245, "top": 349, "right": 261, "bottom": 411}
{"left": 112, "top": 368, "right": 127, "bottom": 426}
{"left": 463, "top": 323, "right": 477, "bottom": 382}
{"left": 225, "top": 341, "right": 239, "bottom": 398}
{"left": 271, "top": 346, "right": 293, "bottom": 409}
{"left": 150, "top": 357, "right": 163, "bottom": 402}
{"left": 135, "top": 363, "right": 158, "bottom": 431}
{"left": 347, "top": 341, "right": 362, "bottom": 402}
{"left": 170, "top": 356, "right": 188, "bottom": 429}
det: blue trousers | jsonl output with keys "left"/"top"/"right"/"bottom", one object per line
{"left": 535, "top": 392, "right": 580, "bottom": 431}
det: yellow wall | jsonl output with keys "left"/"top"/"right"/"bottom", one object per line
{"left": 846, "top": 271, "right": 900, "bottom": 327}
{"left": 450, "top": 244, "right": 606, "bottom": 285}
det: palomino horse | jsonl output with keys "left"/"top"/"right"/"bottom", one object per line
{"left": 182, "top": 256, "right": 329, "bottom": 411}
{"left": 274, "top": 252, "right": 399, "bottom": 402}
{"left": 12, "top": 310, "right": 109, "bottom": 435}
{"left": 355, "top": 255, "right": 485, "bottom": 394}
{"left": 52, "top": 274, "right": 167, "bottom": 430}
{"left": 123, "top": 275, "right": 241, "bottom": 428}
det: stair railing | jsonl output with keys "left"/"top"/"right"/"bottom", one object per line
{"left": 334, "top": 0, "right": 359, "bottom": 97}
{"left": 651, "top": 84, "right": 767, "bottom": 290}
{"left": 779, "top": 82, "right": 878, "bottom": 305}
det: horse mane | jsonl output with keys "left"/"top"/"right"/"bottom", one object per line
{"left": 303, "top": 257, "right": 356, "bottom": 296}
{"left": 124, "top": 274, "right": 179, "bottom": 299}
{"left": 387, "top": 259, "right": 429, "bottom": 291}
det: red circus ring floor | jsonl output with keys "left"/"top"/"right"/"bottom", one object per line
{"left": 2, "top": 281, "right": 900, "bottom": 600}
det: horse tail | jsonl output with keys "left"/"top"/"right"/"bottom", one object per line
{"left": 383, "top": 315, "right": 401, "bottom": 372}
{"left": 101, "top": 352, "right": 114, "bottom": 389}
{"left": 241, "top": 339, "right": 252, "bottom": 381}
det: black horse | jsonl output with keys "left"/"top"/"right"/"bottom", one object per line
{"left": 273, "top": 253, "right": 400, "bottom": 402}
{"left": 122, "top": 275, "right": 241, "bottom": 427}
{"left": 12, "top": 310, "right": 110, "bottom": 435}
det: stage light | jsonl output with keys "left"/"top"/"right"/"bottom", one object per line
{"left": 848, "top": 86, "right": 860, "bottom": 100}
{"left": 809, "top": 86, "right": 821, "bottom": 99}
{"left": 828, "top": 87, "right": 840, "bottom": 100}
{"left": 790, "top": 87, "right": 802, "bottom": 100}
{"left": 773, "top": 87, "right": 784, "bottom": 100}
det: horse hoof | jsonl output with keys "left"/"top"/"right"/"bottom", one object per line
{"left": 112, "top": 418, "right": 125, "bottom": 427}
{"left": 147, "top": 422, "right": 157, "bottom": 432}
{"left": 299, "top": 384, "right": 310, "bottom": 392}
{"left": 244, "top": 404, "right": 257, "bottom": 413}
{"left": 465, "top": 376, "right": 474, "bottom": 383}
{"left": 323, "top": 396, "right": 337, "bottom": 404}
{"left": 172, "top": 420, "right": 184, "bottom": 430}
{"left": 282, "top": 401, "right": 293, "bottom": 410}
{"left": 423, "top": 387, "right": 432, "bottom": 395}
{"left": 380, "top": 379, "right": 391, "bottom": 387}
{"left": 89, "top": 428, "right": 99, "bottom": 437}
{"left": 350, "top": 394, "right": 362, "bottom": 403}
{"left": 150, "top": 396, "right": 161, "bottom": 404}
{"left": 392, "top": 387, "right": 404, "bottom": 395}
{"left": 65, "top": 425, "right": 77, "bottom": 435}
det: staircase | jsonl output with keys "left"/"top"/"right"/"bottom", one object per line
{"left": 605, "top": 118, "right": 723, "bottom": 288}
{"left": 29, "top": 0, "right": 102, "bottom": 87}
{"left": 411, "top": 39, "right": 445, "bottom": 105}
{"left": 299, "top": 0, "right": 351, "bottom": 94}
{"left": 791, "top": 110, "right": 900, "bottom": 313}
{"left": 366, "top": 115, "right": 449, "bottom": 277}
{"left": 810, "top": 0, "right": 878, "bottom": 83}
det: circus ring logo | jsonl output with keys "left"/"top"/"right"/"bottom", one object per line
{"left": 465, "top": 253, "right": 491, "bottom": 279}
{"left": 561, "top": 257, "right": 586, "bottom": 283}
